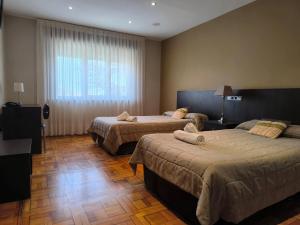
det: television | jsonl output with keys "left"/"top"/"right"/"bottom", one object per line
{"left": 0, "top": 0, "right": 3, "bottom": 29}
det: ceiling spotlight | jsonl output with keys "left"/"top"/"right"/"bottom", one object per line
{"left": 151, "top": 2, "right": 157, "bottom": 6}
{"left": 128, "top": 20, "right": 132, "bottom": 24}
{"left": 68, "top": 6, "right": 73, "bottom": 10}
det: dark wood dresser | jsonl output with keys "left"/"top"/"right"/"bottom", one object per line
{"left": 0, "top": 133, "right": 32, "bottom": 203}
{"left": 2, "top": 105, "right": 42, "bottom": 154}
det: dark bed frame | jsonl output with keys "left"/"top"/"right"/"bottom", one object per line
{"left": 144, "top": 166, "right": 300, "bottom": 225}
{"left": 145, "top": 88, "right": 300, "bottom": 225}
{"left": 90, "top": 133, "right": 137, "bottom": 155}
{"left": 144, "top": 166, "right": 200, "bottom": 225}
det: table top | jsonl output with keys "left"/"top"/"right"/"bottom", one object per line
{"left": 2, "top": 104, "right": 41, "bottom": 108}
{"left": 0, "top": 133, "right": 31, "bottom": 156}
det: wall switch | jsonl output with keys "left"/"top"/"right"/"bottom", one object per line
{"left": 227, "top": 96, "right": 242, "bottom": 101}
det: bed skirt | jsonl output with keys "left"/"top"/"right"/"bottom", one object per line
{"left": 90, "top": 133, "right": 137, "bottom": 155}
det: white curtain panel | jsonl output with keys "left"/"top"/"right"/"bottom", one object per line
{"left": 37, "top": 20, "right": 145, "bottom": 136}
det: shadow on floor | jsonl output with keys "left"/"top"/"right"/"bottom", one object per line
{"left": 216, "top": 193, "right": 300, "bottom": 225}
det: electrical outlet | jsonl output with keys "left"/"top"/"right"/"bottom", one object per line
{"left": 227, "top": 96, "right": 242, "bottom": 101}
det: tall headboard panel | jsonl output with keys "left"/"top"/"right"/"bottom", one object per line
{"left": 177, "top": 88, "right": 300, "bottom": 125}
{"left": 177, "top": 90, "right": 222, "bottom": 120}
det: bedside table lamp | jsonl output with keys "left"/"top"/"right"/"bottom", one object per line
{"left": 214, "top": 85, "right": 233, "bottom": 124}
{"left": 14, "top": 82, "right": 24, "bottom": 105}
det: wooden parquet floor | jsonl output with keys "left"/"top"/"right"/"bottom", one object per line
{"left": 0, "top": 135, "right": 299, "bottom": 225}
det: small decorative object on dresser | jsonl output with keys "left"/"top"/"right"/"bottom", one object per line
{"left": 41, "top": 104, "right": 50, "bottom": 153}
{"left": 13, "top": 82, "right": 24, "bottom": 105}
{"left": 204, "top": 120, "right": 238, "bottom": 131}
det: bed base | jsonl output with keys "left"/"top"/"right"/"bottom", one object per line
{"left": 144, "top": 166, "right": 300, "bottom": 225}
{"left": 144, "top": 166, "right": 200, "bottom": 225}
{"left": 114, "top": 142, "right": 137, "bottom": 155}
{"left": 90, "top": 133, "right": 136, "bottom": 155}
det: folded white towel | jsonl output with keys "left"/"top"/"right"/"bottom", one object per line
{"left": 117, "top": 111, "right": 130, "bottom": 121}
{"left": 184, "top": 123, "right": 199, "bottom": 133}
{"left": 174, "top": 130, "right": 205, "bottom": 145}
{"left": 127, "top": 116, "right": 137, "bottom": 122}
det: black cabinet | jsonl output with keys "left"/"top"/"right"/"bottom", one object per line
{"left": 0, "top": 134, "right": 32, "bottom": 203}
{"left": 2, "top": 105, "right": 42, "bottom": 154}
{"left": 204, "top": 120, "right": 239, "bottom": 131}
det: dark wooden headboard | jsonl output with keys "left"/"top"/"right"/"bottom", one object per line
{"left": 177, "top": 88, "right": 300, "bottom": 125}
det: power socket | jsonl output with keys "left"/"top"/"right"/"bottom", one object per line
{"left": 227, "top": 96, "right": 242, "bottom": 101}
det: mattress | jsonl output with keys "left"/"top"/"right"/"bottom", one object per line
{"left": 88, "top": 115, "right": 194, "bottom": 154}
{"left": 129, "top": 129, "right": 300, "bottom": 225}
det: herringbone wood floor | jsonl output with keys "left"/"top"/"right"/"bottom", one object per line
{"left": 0, "top": 135, "right": 299, "bottom": 225}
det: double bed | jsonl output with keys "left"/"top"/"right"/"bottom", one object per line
{"left": 88, "top": 113, "right": 208, "bottom": 155}
{"left": 129, "top": 123, "right": 300, "bottom": 225}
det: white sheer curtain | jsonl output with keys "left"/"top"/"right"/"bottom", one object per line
{"left": 37, "top": 20, "right": 145, "bottom": 136}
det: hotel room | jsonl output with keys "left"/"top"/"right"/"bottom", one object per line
{"left": 0, "top": 0, "right": 299, "bottom": 225}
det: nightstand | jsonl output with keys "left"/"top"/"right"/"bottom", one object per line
{"left": 204, "top": 120, "right": 239, "bottom": 131}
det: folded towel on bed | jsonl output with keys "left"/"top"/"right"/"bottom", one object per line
{"left": 127, "top": 116, "right": 137, "bottom": 122}
{"left": 117, "top": 111, "right": 137, "bottom": 122}
{"left": 117, "top": 111, "right": 130, "bottom": 121}
{"left": 174, "top": 130, "right": 205, "bottom": 145}
{"left": 184, "top": 122, "right": 199, "bottom": 133}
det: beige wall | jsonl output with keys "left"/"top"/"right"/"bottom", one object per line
{"left": 4, "top": 15, "right": 36, "bottom": 104}
{"left": 144, "top": 40, "right": 161, "bottom": 115}
{"left": 4, "top": 15, "right": 161, "bottom": 114}
{"left": 0, "top": 19, "right": 5, "bottom": 107}
{"left": 161, "top": 0, "right": 300, "bottom": 112}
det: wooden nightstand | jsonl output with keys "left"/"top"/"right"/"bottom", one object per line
{"left": 204, "top": 120, "right": 239, "bottom": 131}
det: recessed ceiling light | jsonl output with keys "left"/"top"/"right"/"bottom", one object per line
{"left": 128, "top": 20, "right": 132, "bottom": 24}
{"left": 68, "top": 6, "right": 73, "bottom": 10}
{"left": 151, "top": 2, "right": 157, "bottom": 6}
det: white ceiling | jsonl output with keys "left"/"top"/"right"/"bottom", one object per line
{"left": 4, "top": 0, "right": 256, "bottom": 40}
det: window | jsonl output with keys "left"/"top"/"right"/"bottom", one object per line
{"left": 37, "top": 20, "right": 145, "bottom": 135}
{"left": 55, "top": 51, "right": 134, "bottom": 100}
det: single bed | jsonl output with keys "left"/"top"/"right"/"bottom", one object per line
{"left": 88, "top": 114, "right": 208, "bottom": 155}
{"left": 129, "top": 125, "right": 300, "bottom": 225}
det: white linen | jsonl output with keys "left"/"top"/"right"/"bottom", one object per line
{"left": 36, "top": 20, "right": 145, "bottom": 135}
{"left": 173, "top": 130, "right": 205, "bottom": 145}
{"left": 184, "top": 122, "right": 199, "bottom": 133}
{"left": 130, "top": 129, "right": 300, "bottom": 225}
{"left": 117, "top": 111, "right": 130, "bottom": 121}
{"left": 126, "top": 116, "right": 137, "bottom": 122}
{"left": 89, "top": 116, "right": 194, "bottom": 154}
